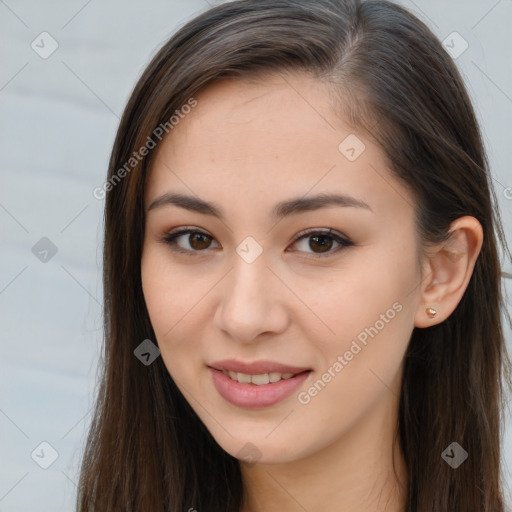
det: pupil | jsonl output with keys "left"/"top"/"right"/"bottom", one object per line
{"left": 311, "top": 235, "right": 331, "bottom": 253}
{"left": 191, "top": 233, "right": 210, "bottom": 250}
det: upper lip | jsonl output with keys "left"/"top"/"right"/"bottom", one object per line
{"left": 208, "top": 359, "right": 311, "bottom": 375}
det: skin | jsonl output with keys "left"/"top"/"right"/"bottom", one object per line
{"left": 141, "top": 71, "right": 483, "bottom": 512}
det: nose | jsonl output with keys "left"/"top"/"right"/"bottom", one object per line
{"left": 213, "top": 250, "right": 289, "bottom": 343}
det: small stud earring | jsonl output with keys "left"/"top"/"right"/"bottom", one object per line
{"left": 426, "top": 307, "right": 437, "bottom": 318}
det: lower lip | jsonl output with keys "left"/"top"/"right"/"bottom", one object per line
{"left": 209, "top": 367, "right": 311, "bottom": 409}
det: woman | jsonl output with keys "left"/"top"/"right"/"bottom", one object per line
{"left": 77, "top": 0, "right": 512, "bottom": 510}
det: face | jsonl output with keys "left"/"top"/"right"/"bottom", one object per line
{"left": 141, "top": 72, "right": 423, "bottom": 464}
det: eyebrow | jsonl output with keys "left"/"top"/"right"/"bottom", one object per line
{"left": 147, "top": 192, "right": 373, "bottom": 220}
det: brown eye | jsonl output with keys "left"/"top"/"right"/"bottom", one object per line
{"left": 289, "top": 229, "right": 353, "bottom": 258}
{"left": 308, "top": 234, "right": 334, "bottom": 253}
{"left": 162, "top": 228, "right": 220, "bottom": 256}
{"left": 187, "top": 232, "right": 213, "bottom": 250}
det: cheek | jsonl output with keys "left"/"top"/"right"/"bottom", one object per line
{"left": 141, "top": 249, "right": 214, "bottom": 377}
{"left": 296, "top": 280, "right": 412, "bottom": 444}
{"left": 304, "top": 244, "right": 416, "bottom": 382}
{"left": 305, "top": 262, "right": 411, "bottom": 337}
{"left": 141, "top": 247, "right": 205, "bottom": 332}
{"left": 143, "top": 238, "right": 269, "bottom": 398}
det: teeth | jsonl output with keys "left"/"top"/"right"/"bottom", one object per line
{"left": 251, "top": 373, "right": 270, "bottom": 385}
{"left": 222, "top": 370, "right": 297, "bottom": 385}
{"left": 237, "top": 372, "right": 251, "bottom": 384}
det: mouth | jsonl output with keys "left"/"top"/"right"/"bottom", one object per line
{"left": 215, "top": 368, "right": 311, "bottom": 385}
{"left": 208, "top": 366, "right": 313, "bottom": 409}
{"left": 208, "top": 358, "right": 312, "bottom": 376}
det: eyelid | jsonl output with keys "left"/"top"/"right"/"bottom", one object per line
{"left": 159, "top": 226, "right": 353, "bottom": 258}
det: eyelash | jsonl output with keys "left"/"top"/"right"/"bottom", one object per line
{"left": 159, "top": 226, "right": 354, "bottom": 259}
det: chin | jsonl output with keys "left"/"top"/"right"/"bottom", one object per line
{"left": 213, "top": 434, "right": 305, "bottom": 466}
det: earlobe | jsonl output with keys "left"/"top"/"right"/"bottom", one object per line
{"left": 414, "top": 216, "right": 483, "bottom": 328}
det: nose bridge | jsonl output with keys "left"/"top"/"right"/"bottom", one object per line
{"left": 215, "top": 244, "right": 287, "bottom": 341}
{"left": 227, "top": 247, "right": 272, "bottom": 310}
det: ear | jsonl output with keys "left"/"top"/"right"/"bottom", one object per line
{"left": 414, "top": 216, "right": 483, "bottom": 328}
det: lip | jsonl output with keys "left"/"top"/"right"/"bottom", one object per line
{"left": 208, "top": 359, "right": 311, "bottom": 375}
{"left": 209, "top": 367, "right": 311, "bottom": 409}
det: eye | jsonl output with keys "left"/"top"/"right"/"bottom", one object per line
{"left": 160, "top": 227, "right": 219, "bottom": 256}
{"left": 288, "top": 228, "right": 354, "bottom": 258}
{"left": 159, "top": 227, "right": 353, "bottom": 258}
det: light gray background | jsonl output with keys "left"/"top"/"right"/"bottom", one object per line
{"left": 1, "top": 0, "right": 511, "bottom": 510}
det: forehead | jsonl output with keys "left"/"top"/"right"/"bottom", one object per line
{"left": 160, "top": 73, "right": 347, "bottom": 169}
{"left": 145, "top": 72, "right": 415, "bottom": 223}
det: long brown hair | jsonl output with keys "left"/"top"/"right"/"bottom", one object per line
{"left": 77, "top": 1, "right": 512, "bottom": 510}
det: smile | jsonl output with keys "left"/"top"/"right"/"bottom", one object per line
{"left": 209, "top": 367, "right": 312, "bottom": 409}
{"left": 221, "top": 369, "right": 298, "bottom": 385}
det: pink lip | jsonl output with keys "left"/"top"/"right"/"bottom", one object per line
{"left": 209, "top": 367, "right": 311, "bottom": 409}
{"left": 209, "top": 359, "right": 311, "bottom": 375}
